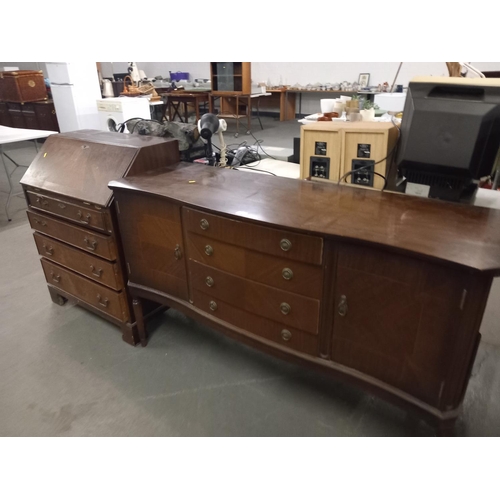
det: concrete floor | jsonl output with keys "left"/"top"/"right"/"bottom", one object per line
{"left": 1, "top": 117, "right": 499, "bottom": 436}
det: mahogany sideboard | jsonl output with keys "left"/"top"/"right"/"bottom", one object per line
{"left": 20, "top": 130, "right": 180, "bottom": 345}
{"left": 109, "top": 164, "right": 500, "bottom": 432}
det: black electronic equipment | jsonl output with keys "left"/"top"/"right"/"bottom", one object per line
{"left": 396, "top": 77, "right": 500, "bottom": 202}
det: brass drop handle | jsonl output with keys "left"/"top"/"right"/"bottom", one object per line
{"left": 83, "top": 237, "right": 97, "bottom": 251}
{"left": 200, "top": 218, "right": 209, "bottom": 230}
{"left": 77, "top": 210, "right": 91, "bottom": 224}
{"left": 282, "top": 268, "right": 293, "bottom": 280}
{"left": 205, "top": 245, "right": 213, "bottom": 256}
{"left": 280, "top": 302, "right": 291, "bottom": 315}
{"left": 209, "top": 300, "right": 218, "bottom": 311}
{"left": 90, "top": 265, "right": 103, "bottom": 278}
{"left": 50, "top": 272, "right": 61, "bottom": 283}
{"left": 33, "top": 217, "right": 47, "bottom": 226}
{"left": 281, "top": 329, "right": 292, "bottom": 341}
{"left": 280, "top": 238, "right": 292, "bottom": 252}
{"left": 97, "top": 294, "right": 109, "bottom": 308}
{"left": 338, "top": 295, "right": 348, "bottom": 317}
{"left": 58, "top": 202, "right": 66, "bottom": 209}
{"left": 42, "top": 244, "right": 54, "bottom": 256}
{"left": 36, "top": 196, "right": 48, "bottom": 206}
{"left": 51, "top": 109, "right": 56, "bottom": 115}
{"left": 174, "top": 244, "right": 182, "bottom": 260}
{"left": 206, "top": 276, "right": 214, "bottom": 287}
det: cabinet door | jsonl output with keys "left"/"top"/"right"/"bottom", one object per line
{"left": 331, "top": 244, "right": 470, "bottom": 408}
{"left": 114, "top": 191, "right": 188, "bottom": 300}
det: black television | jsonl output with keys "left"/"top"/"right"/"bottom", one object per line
{"left": 396, "top": 77, "right": 500, "bottom": 202}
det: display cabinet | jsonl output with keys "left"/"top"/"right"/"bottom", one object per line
{"left": 210, "top": 62, "right": 251, "bottom": 95}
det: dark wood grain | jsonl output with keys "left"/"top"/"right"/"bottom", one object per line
{"left": 186, "top": 232, "right": 324, "bottom": 299}
{"left": 34, "top": 233, "right": 124, "bottom": 291}
{"left": 188, "top": 260, "right": 321, "bottom": 334}
{"left": 109, "top": 164, "right": 500, "bottom": 275}
{"left": 21, "top": 131, "right": 179, "bottom": 208}
{"left": 28, "top": 210, "right": 117, "bottom": 261}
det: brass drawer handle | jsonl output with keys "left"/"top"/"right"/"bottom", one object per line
{"left": 174, "top": 244, "right": 182, "bottom": 260}
{"left": 52, "top": 109, "right": 56, "bottom": 115}
{"left": 42, "top": 244, "right": 54, "bottom": 256}
{"left": 33, "top": 217, "right": 47, "bottom": 226}
{"left": 338, "top": 295, "right": 348, "bottom": 317}
{"left": 206, "top": 276, "right": 214, "bottom": 287}
{"left": 58, "top": 203, "right": 66, "bottom": 209}
{"left": 280, "top": 238, "right": 292, "bottom": 252}
{"left": 280, "top": 302, "right": 291, "bottom": 315}
{"left": 83, "top": 237, "right": 97, "bottom": 251}
{"left": 282, "top": 268, "right": 293, "bottom": 280}
{"left": 209, "top": 300, "right": 218, "bottom": 311}
{"left": 281, "top": 329, "right": 292, "bottom": 341}
{"left": 77, "top": 210, "right": 91, "bottom": 224}
{"left": 205, "top": 245, "right": 213, "bottom": 256}
{"left": 50, "top": 272, "right": 61, "bottom": 283}
{"left": 90, "top": 265, "right": 103, "bottom": 278}
{"left": 36, "top": 196, "right": 49, "bottom": 207}
{"left": 200, "top": 218, "right": 209, "bottom": 230}
{"left": 97, "top": 294, "right": 109, "bottom": 308}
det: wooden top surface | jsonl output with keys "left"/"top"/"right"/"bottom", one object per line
{"left": 109, "top": 164, "right": 500, "bottom": 275}
{"left": 21, "top": 130, "right": 171, "bottom": 207}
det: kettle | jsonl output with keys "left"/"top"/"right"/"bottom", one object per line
{"left": 102, "top": 79, "right": 114, "bottom": 98}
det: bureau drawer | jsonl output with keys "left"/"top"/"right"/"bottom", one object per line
{"left": 192, "top": 289, "right": 319, "bottom": 357}
{"left": 34, "top": 233, "right": 124, "bottom": 291}
{"left": 27, "top": 191, "right": 107, "bottom": 231}
{"left": 28, "top": 210, "right": 117, "bottom": 261}
{"left": 189, "top": 261, "right": 320, "bottom": 334}
{"left": 41, "top": 259, "right": 129, "bottom": 322}
{"left": 187, "top": 232, "right": 323, "bottom": 299}
{"left": 183, "top": 207, "right": 323, "bottom": 265}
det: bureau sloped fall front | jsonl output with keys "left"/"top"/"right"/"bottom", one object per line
{"left": 108, "top": 163, "right": 500, "bottom": 433}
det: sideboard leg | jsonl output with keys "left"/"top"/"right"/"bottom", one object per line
{"left": 436, "top": 418, "right": 457, "bottom": 437}
{"left": 133, "top": 297, "right": 148, "bottom": 347}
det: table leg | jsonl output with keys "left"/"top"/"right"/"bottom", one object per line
{"left": 1, "top": 144, "right": 15, "bottom": 221}
{"left": 184, "top": 101, "right": 189, "bottom": 123}
{"left": 247, "top": 95, "right": 251, "bottom": 133}
{"left": 280, "top": 92, "right": 286, "bottom": 121}
{"left": 256, "top": 96, "right": 263, "bottom": 130}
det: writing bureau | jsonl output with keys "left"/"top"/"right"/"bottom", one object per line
{"left": 108, "top": 164, "right": 500, "bottom": 431}
{"left": 20, "top": 130, "right": 180, "bottom": 345}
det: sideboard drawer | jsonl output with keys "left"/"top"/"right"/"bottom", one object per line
{"left": 34, "top": 233, "right": 123, "bottom": 290}
{"left": 186, "top": 232, "right": 323, "bottom": 299}
{"left": 28, "top": 210, "right": 117, "bottom": 261}
{"left": 183, "top": 207, "right": 323, "bottom": 265}
{"left": 27, "top": 191, "right": 107, "bottom": 231}
{"left": 189, "top": 261, "right": 320, "bottom": 334}
{"left": 192, "top": 289, "right": 319, "bottom": 357}
{"left": 41, "top": 259, "right": 129, "bottom": 322}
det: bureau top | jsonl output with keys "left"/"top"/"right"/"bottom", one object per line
{"left": 109, "top": 163, "right": 500, "bottom": 275}
{"left": 21, "top": 130, "right": 179, "bottom": 207}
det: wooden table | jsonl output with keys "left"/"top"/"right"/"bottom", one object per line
{"left": 209, "top": 93, "right": 270, "bottom": 137}
{"left": 264, "top": 88, "right": 380, "bottom": 119}
{"left": 0, "top": 125, "right": 57, "bottom": 221}
{"left": 162, "top": 91, "right": 209, "bottom": 123}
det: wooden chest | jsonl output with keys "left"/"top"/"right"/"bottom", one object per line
{"left": 0, "top": 70, "right": 47, "bottom": 103}
{"left": 20, "top": 129, "right": 180, "bottom": 345}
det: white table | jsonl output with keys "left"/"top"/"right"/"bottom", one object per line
{"left": 0, "top": 125, "right": 58, "bottom": 221}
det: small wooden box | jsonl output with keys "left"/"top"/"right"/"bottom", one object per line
{"left": 0, "top": 70, "right": 47, "bottom": 103}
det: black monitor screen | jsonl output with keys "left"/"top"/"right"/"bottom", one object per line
{"left": 397, "top": 79, "right": 500, "bottom": 181}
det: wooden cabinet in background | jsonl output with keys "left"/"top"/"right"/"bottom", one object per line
{"left": 21, "top": 130, "right": 181, "bottom": 345}
{"left": 34, "top": 101, "right": 60, "bottom": 131}
{"left": 210, "top": 62, "right": 251, "bottom": 95}
{"left": 109, "top": 164, "right": 500, "bottom": 433}
{"left": 1, "top": 100, "right": 60, "bottom": 131}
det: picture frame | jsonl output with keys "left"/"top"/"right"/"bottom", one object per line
{"left": 358, "top": 73, "right": 370, "bottom": 88}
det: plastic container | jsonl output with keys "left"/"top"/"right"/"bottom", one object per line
{"left": 169, "top": 71, "right": 190, "bottom": 81}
